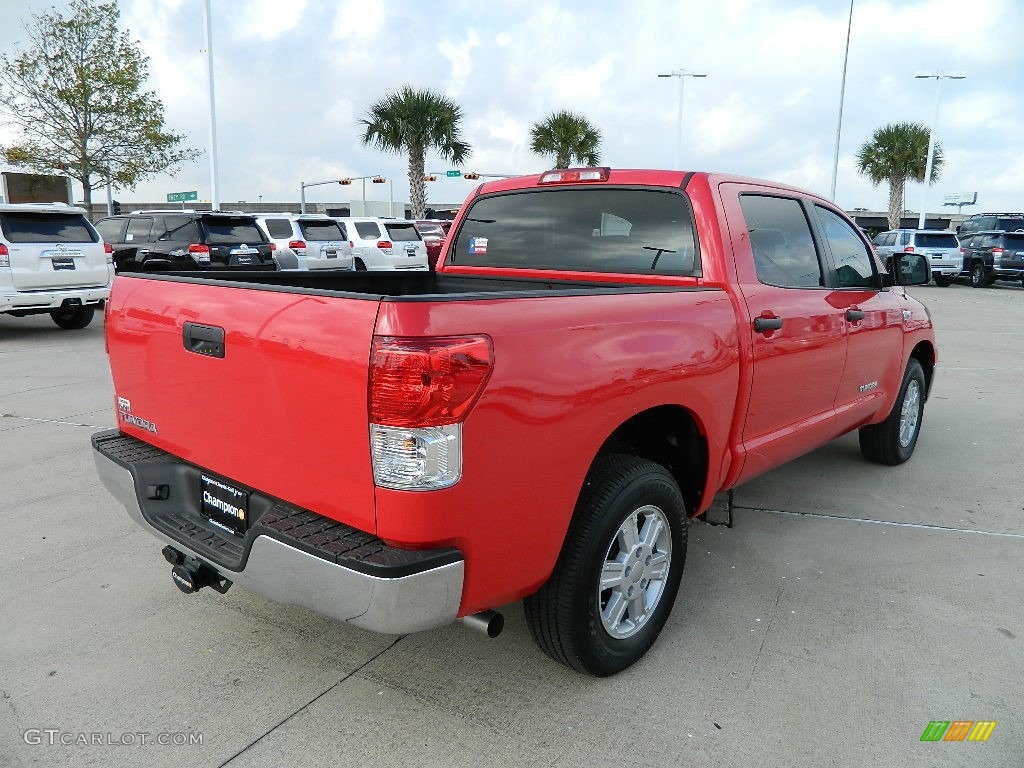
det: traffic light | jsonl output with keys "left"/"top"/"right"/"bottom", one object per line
{"left": 339, "top": 179, "right": 352, "bottom": 185}
{"left": 423, "top": 175, "right": 437, "bottom": 182}
{"left": 371, "top": 176, "right": 386, "bottom": 184}
{"left": 112, "top": 200, "right": 121, "bottom": 215}
{"left": 463, "top": 172, "right": 480, "bottom": 180}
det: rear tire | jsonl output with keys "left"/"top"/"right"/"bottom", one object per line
{"left": 524, "top": 454, "right": 687, "bottom": 676}
{"left": 969, "top": 263, "right": 988, "bottom": 288}
{"left": 859, "top": 359, "right": 925, "bottom": 465}
{"left": 49, "top": 305, "right": 95, "bottom": 330}
{"left": 933, "top": 274, "right": 952, "bottom": 287}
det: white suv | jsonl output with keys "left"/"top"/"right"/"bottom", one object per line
{"left": 334, "top": 217, "right": 428, "bottom": 271}
{"left": 0, "top": 203, "right": 113, "bottom": 328}
{"left": 872, "top": 229, "right": 961, "bottom": 287}
{"left": 254, "top": 213, "right": 353, "bottom": 271}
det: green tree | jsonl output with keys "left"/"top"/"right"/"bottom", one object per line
{"left": 0, "top": 0, "right": 199, "bottom": 214}
{"left": 529, "top": 110, "right": 601, "bottom": 168}
{"left": 360, "top": 86, "right": 470, "bottom": 220}
{"left": 855, "top": 122, "right": 942, "bottom": 230}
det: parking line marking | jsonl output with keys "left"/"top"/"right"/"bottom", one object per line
{"left": 754, "top": 508, "right": 1024, "bottom": 540}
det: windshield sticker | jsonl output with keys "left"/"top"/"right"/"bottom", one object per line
{"left": 468, "top": 237, "right": 488, "bottom": 255}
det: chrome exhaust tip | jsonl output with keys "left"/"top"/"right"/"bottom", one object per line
{"left": 459, "top": 610, "right": 504, "bottom": 638}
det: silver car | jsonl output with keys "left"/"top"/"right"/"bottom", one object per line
{"left": 255, "top": 214, "right": 353, "bottom": 271}
{"left": 872, "top": 229, "right": 961, "bottom": 287}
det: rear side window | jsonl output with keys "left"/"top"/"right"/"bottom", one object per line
{"left": 265, "top": 218, "right": 293, "bottom": 239}
{"left": 354, "top": 221, "right": 381, "bottom": 239}
{"left": 201, "top": 217, "right": 266, "bottom": 244}
{"left": 126, "top": 217, "right": 153, "bottom": 242}
{"left": 915, "top": 233, "right": 958, "bottom": 248}
{"left": 451, "top": 188, "right": 699, "bottom": 275}
{"left": 158, "top": 216, "right": 199, "bottom": 242}
{"left": 383, "top": 222, "right": 420, "bottom": 242}
{"left": 299, "top": 220, "right": 345, "bottom": 241}
{"left": 95, "top": 218, "right": 126, "bottom": 243}
{"left": 0, "top": 212, "right": 97, "bottom": 243}
{"left": 740, "top": 194, "right": 822, "bottom": 288}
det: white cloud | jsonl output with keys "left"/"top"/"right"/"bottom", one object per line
{"left": 439, "top": 28, "right": 481, "bottom": 99}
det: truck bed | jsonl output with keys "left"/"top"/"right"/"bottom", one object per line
{"left": 131, "top": 269, "right": 704, "bottom": 300}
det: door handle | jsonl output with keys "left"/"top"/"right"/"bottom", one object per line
{"left": 182, "top": 322, "right": 225, "bottom": 358}
{"left": 753, "top": 316, "right": 783, "bottom": 333}
{"left": 846, "top": 309, "right": 866, "bottom": 322}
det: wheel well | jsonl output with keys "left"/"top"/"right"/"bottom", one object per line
{"left": 910, "top": 341, "right": 936, "bottom": 398}
{"left": 596, "top": 406, "right": 707, "bottom": 516}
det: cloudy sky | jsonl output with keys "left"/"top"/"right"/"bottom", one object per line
{"left": 1, "top": 0, "right": 1020, "bottom": 215}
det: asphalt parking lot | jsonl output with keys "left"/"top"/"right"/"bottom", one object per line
{"left": 2, "top": 281, "right": 1022, "bottom": 767}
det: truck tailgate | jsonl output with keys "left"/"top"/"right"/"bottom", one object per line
{"left": 105, "top": 275, "right": 380, "bottom": 533}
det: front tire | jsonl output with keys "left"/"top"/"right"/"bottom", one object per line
{"left": 49, "top": 305, "right": 95, "bottom": 330}
{"left": 524, "top": 454, "right": 687, "bottom": 676}
{"left": 859, "top": 359, "right": 925, "bottom": 465}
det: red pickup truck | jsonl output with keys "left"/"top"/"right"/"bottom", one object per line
{"left": 92, "top": 168, "right": 936, "bottom": 676}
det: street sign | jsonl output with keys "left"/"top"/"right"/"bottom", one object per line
{"left": 167, "top": 190, "right": 198, "bottom": 203}
{"left": 446, "top": 170, "right": 462, "bottom": 178}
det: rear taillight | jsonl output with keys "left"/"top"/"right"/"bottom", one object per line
{"left": 187, "top": 244, "right": 211, "bottom": 263}
{"left": 369, "top": 335, "right": 493, "bottom": 490}
{"left": 370, "top": 336, "right": 493, "bottom": 427}
{"left": 269, "top": 243, "right": 276, "bottom": 251}
{"left": 377, "top": 240, "right": 393, "bottom": 254}
{"left": 0, "top": 243, "right": 8, "bottom": 267}
{"left": 288, "top": 240, "right": 306, "bottom": 252}
{"left": 903, "top": 246, "right": 915, "bottom": 253}
{"left": 992, "top": 247, "right": 1004, "bottom": 258}
{"left": 539, "top": 167, "right": 610, "bottom": 184}
{"left": 104, "top": 242, "right": 113, "bottom": 264}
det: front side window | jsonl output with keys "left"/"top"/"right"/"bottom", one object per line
{"left": 451, "top": 188, "right": 699, "bottom": 275}
{"left": 739, "top": 194, "right": 821, "bottom": 288}
{"left": 814, "top": 205, "right": 875, "bottom": 288}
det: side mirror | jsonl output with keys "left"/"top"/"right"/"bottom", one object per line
{"left": 885, "top": 252, "right": 930, "bottom": 286}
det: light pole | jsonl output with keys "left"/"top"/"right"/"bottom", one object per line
{"left": 915, "top": 70, "right": 966, "bottom": 229}
{"left": 829, "top": 0, "right": 855, "bottom": 200}
{"left": 299, "top": 175, "right": 384, "bottom": 214}
{"left": 657, "top": 68, "right": 708, "bottom": 169}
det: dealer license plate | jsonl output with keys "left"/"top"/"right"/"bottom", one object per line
{"left": 51, "top": 257, "right": 76, "bottom": 270}
{"left": 200, "top": 474, "right": 248, "bottom": 536}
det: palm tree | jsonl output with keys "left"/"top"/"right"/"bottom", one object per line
{"left": 855, "top": 122, "right": 942, "bottom": 230}
{"left": 529, "top": 111, "right": 601, "bottom": 168}
{"left": 360, "top": 86, "right": 470, "bottom": 219}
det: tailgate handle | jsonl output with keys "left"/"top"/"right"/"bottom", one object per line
{"left": 183, "top": 322, "right": 225, "bottom": 358}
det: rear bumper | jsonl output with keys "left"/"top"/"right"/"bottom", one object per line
{"left": 1, "top": 285, "right": 109, "bottom": 313}
{"left": 91, "top": 430, "right": 464, "bottom": 634}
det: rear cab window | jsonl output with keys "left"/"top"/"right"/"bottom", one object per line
{"left": 450, "top": 188, "right": 700, "bottom": 275}
{"left": 0, "top": 212, "right": 98, "bottom": 243}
